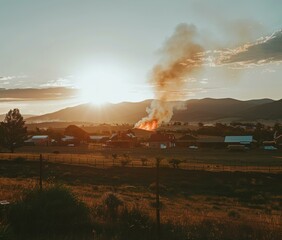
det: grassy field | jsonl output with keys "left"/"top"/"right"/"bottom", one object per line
{"left": 1, "top": 147, "right": 281, "bottom": 239}
{"left": 1, "top": 146, "right": 282, "bottom": 172}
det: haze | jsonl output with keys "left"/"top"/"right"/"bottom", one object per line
{"left": 0, "top": 0, "right": 282, "bottom": 115}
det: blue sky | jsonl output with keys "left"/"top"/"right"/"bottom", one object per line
{"left": 0, "top": 0, "right": 281, "bottom": 114}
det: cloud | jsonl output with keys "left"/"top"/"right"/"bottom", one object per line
{"left": 0, "top": 75, "right": 27, "bottom": 81}
{"left": 0, "top": 87, "right": 79, "bottom": 102}
{"left": 214, "top": 29, "right": 282, "bottom": 67}
{"left": 40, "top": 77, "right": 75, "bottom": 88}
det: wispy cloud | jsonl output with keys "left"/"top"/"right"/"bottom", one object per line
{"left": 0, "top": 87, "right": 79, "bottom": 102}
{"left": 0, "top": 75, "right": 27, "bottom": 81}
{"left": 212, "top": 29, "right": 282, "bottom": 68}
{"left": 40, "top": 77, "right": 75, "bottom": 88}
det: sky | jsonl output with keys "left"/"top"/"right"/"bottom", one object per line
{"left": 0, "top": 0, "right": 282, "bottom": 115}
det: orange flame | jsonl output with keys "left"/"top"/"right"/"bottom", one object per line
{"left": 135, "top": 119, "right": 158, "bottom": 131}
{"left": 135, "top": 24, "right": 204, "bottom": 129}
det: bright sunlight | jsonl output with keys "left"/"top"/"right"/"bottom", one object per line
{"left": 76, "top": 62, "right": 132, "bottom": 105}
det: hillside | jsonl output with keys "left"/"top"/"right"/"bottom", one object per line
{"left": 172, "top": 98, "right": 274, "bottom": 122}
{"left": 25, "top": 98, "right": 282, "bottom": 124}
{"left": 241, "top": 99, "right": 282, "bottom": 120}
{"left": 26, "top": 100, "right": 151, "bottom": 124}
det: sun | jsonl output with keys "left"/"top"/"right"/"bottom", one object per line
{"left": 79, "top": 79, "right": 111, "bottom": 105}
{"left": 76, "top": 63, "right": 131, "bottom": 105}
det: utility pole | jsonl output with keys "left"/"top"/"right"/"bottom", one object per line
{"left": 155, "top": 157, "right": 162, "bottom": 240}
{"left": 39, "top": 154, "right": 43, "bottom": 191}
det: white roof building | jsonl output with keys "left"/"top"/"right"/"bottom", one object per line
{"left": 224, "top": 136, "right": 254, "bottom": 144}
{"left": 31, "top": 135, "right": 49, "bottom": 140}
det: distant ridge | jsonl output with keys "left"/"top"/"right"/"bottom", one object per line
{"left": 25, "top": 98, "right": 282, "bottom": 124}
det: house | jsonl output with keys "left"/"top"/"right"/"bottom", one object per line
{"left": 275, "top": 134, "right": 282, "bottom": 148}
{"left": 88, "top": 135, "right": 110, "bottom": 149}
{"left": 224, "top": 135, "right": 256, "bottom": 148}
{"left": 106, "top": 131, "right": 137, "bottom": 148}
{"left": 89, "top": 135, "right": 109, "bottom": 143}
{"left": 61, "top": 135, "right": 79, "bottom": 146}
{"left": 25, "top": 135, "right": 50, "bottom": 146}
{"left": 175, "top": 134, "right": 197, "bottom": 147}
{"left": 148, "top": 132, "right": 175, "bottom": 149}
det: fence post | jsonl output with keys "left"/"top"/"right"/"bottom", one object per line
{"left": 155, "top": 157, "right": 161, "bottom": 240}
{"left": 39, "top": 154, "right": 43, "bottom": 191}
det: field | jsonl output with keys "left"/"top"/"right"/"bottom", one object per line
{"left": 1, "top": 146, "right": 282, "bottom": 172}
{"left": 1, "top": 147, "right": 282, "bottom": 239}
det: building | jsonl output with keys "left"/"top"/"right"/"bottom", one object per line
{"left": 148, "top": 132, "right": 175, "bottom": 149}
{"left": 175, "top": 134, "right": 197, "bottom": 147}
{"left": 224, "top": 135, "right": 256, "bottom": 148}
{"left": 25, "top": 135, "right": 50, "bottom": 146}
{"left": 61, "top": 135, "right": 80, "bottom": 146}
{"left": 106, "top": 131, "right": 137, "bottom": 148}
{"left": 89, "top": 135, "right": 109, "bottom": 143}
{"left": 275, "top": 134, "right": 282, "bottom": 148}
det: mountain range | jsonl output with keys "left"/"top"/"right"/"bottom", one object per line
{"left": 25, "top": 98, "right": 282, "bottom": 124}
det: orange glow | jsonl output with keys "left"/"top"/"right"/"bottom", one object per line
{"left": 135, "top": 119, "right": 158, "bottom": 131}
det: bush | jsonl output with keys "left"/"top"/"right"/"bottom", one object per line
{"left": 140, "top": 158, "right": 148, "bottom": 166}
{"left": 168, "top": 159, "right": 183, "bottom": 168}
{"left": 101, "top": 192, "right": 123, "bottom": 219}
{"left": 120, "top": 159, "right": 131, "bottom": 167}
{"left": 0, "top": 224, "right": 14, "bottom": 240}
{"left": 7, "top": 186, "right": 91, "bottom": 238}
{"left": 228, "top": 210, "right": 241, "bottom": 219}
{"left": 118, "top": 207, "right": 154, "bottom": 240}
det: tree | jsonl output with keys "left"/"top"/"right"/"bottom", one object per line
{"left": 64, "top": 125, "right": 89, "bottom": 142}
{"left": 198, "top": 122, "right": 204, "bottom": 128}
{"left": 0, "top": 109, "right": 27, "bottom": 153}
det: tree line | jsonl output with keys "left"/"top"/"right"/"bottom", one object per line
{"left": 0, "top": 108, "right": 27, "bottom": 153}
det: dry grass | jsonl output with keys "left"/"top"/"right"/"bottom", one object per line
{"left": 1, "top": 146, "right": 282, "bottom": 173}
{"left": 1, "top": 159, "right": 281, "bottom": 237}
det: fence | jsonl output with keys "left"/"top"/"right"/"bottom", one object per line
{"left": 0, "top": 152, "right": 281, "bottom": 173}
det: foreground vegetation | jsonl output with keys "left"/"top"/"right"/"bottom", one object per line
{"left": 0, "top": 159, "right": 281, "bottom": 240}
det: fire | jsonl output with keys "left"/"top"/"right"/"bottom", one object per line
{"left": 135, "top": 24, "right": 204, "bottom": 129}
{"left": 135, "top": 119, "right": 158, "bottom": 131}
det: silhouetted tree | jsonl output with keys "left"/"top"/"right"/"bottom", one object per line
{"left": 198, "top": 122, "right": 204, "bottom": 128}
{"left": 65, "top": 125, "right": 89, "bottom": 142}
{"left": 0, "top": 109, "right": 27, "bottom": 153}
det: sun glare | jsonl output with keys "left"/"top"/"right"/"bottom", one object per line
{"left": 76, "top": 63, "right": 132, "bottom": 105}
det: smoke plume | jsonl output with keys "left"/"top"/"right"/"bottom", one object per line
{"left": 135, "top": 23, "right": 204, "bottom": 130}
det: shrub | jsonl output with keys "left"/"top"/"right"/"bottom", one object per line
{"left": 7, "top": 186, "right": 91, "bottom": 238}
{"left": 168, "top": 159, "right": 183, "bottom": 168}
{"left": 0, "top": 224, "right": 14, "bottom": 240}
{"left": 228, "top": 210, "right": 241, "bottom": 219}
{"left": 140, "top": 158, "right": 148, "bottom": 166}
{"left": 118, "top": 207, "right": 154, "bottom": 240}
{"left": 120, "top": 159, "right": 131, "bottom": 167}
{"left": 101, "top": 192, "right": 123, "bottom": 219}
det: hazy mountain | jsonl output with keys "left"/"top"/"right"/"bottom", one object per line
{"left": 172, "top": 98, "right": 275, "bottom": 122}
{"left": 26, "top": 100, "right": 151, "bottom": 124}
{"left": 241, "top": 99, "right": 282, "bottom": 120}
{"left": 26, "top": 98, "right": 282, "bottom": 124}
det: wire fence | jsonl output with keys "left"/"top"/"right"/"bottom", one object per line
{"left": 0, "top": 152, "right": 282, "bottom": 173}
{"left": 0, "top": 153, "right": 281, "bottom": 230}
